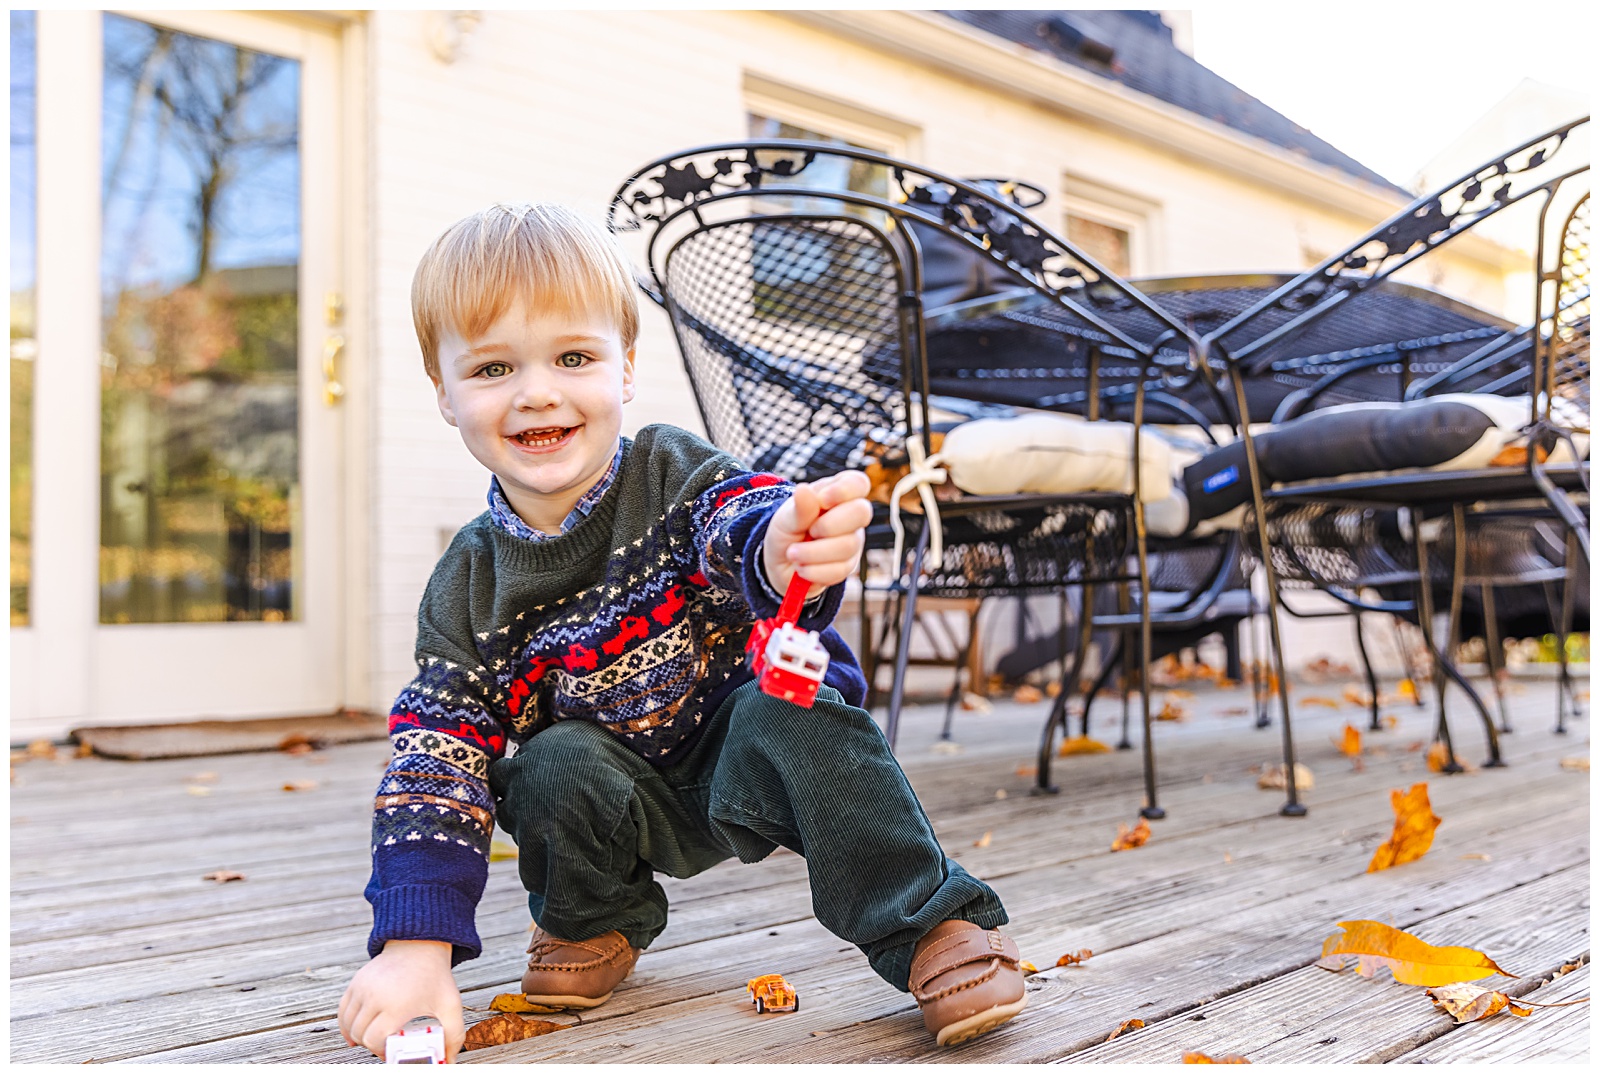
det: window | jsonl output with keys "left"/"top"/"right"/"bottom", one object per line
{"left": 11, "top": 11, "right": 37, "bottom": 625}
{"left": 1061, "top": 173, "right": 1161, "bottom": 279}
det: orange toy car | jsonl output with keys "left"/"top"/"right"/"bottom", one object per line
{"left": 746, "top": 973, "right": 799, "bottom": 1013}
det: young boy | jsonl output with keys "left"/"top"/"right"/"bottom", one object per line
{"left": 337, "top": 204, "right": 1026, "bottom": 1062}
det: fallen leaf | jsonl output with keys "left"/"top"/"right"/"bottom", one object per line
{"left": 1019, "top": 960, "right": 1039, "bottom": 975}
{"left": 973, "top": 830, "right": 992, "bottom": 848}
{"left": 960, "top": 692, "right": 993, "bottom": 714}
{"left": 1012, "top": 684, "right": 1043, "bottom": 704}
{"left": 461, "top": 1014, "right": 567, "bottom": 1051}
{"left": 1014, "top": 765, "right": 1037, "bottom": 778}
{"left": 489, "top": 840, "right": 519, "bottom": 862}
{"left": 1398, "top": 678, "right": 1419, "bottom": 702}
{"left": 1155, "top": 697, "right": 1189, "bottom": 721}
{"left": 1218, "top": 706, "right": 1251, "bottom": 717}
{"left": 281, "top": 779, "right": 319, "bottom": 792}
{"left": 1459, "top": 853, "right": 1491, "bottom": 862}
{"left": 1553, "top": 959, "right": 1585, "bottom": 978}
{"left": 186, "top": 785, "right": 213, "bottom": 797}
{"left": 1106, "top": 1018, "right": 1145, "bottom": 1042}
{"left": 930, "top": 741, "right": 964, "bottom": 755}
{"left": 278, "top": 733, "right": 321, "bottom": 754}
{"left": 75, "top": 741, "right": 94, "bottom": 758}
{"left": 1055, "top": 949, "right": 1093, "bottom": 967}
{"left": 1336, "top": 724, "right": 1362, "bottom": 758}
{"left": 1382, "top": 715, "right": 1400, "bottom": 730}
{"left": 1044, "top": 681, "right": 1062, "bottom": 698}
{"left": 1257, "top": 763, "right": 1314, "bottom": 790}
{"left": 1182, "top": 1052, "right": 1251, "bottom": 1064}
{"left": 1316, "top": 920, "right": 1513, "bottom": 985}
{"left": 1405, "top": 740, "right": 1426, "bottom": 753}
{"left": 1559, "top": 756, "right": 1589, "bottom": 772}
{"left": 1111, "top": 818, "right": 1151, "bottom": 852}
{"left": 26, "top": 739, "right": 56, "bottom": 759}
{"left": 489, "top": 993, "right": 561, "bottom": 1014}
{"left": 202, "top": 871, "right": 246, "bottom": 883}
{"left": 188, "top": 771, "right": 218, "bottom": 782}
{"left": 1300, "top": 696, "right": 1341, "bottom": 709}
{"left": 1059, "top": 736, "right": 1111, "bottom": 756}
{"left": 1426, "top": 982, "right": 1533, "bottom": 1022}
{"left": 1425, "top": 742, "right": 1450, "bottom": 772}
{"left": 1342, "top": 686, "right": 1372, "bottom": 708}
{"left": 1368, "top": 782, "right": 1441, "bottom": 872}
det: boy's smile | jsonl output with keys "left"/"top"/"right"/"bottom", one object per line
{"left": 433, "top": 297, "right": 635, "bottom": 534}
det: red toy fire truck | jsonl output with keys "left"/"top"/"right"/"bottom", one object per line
{"left": 746, "top": 570, "right": 829, "bottom": 707}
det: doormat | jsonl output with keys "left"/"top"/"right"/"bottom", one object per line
{"left": 71, "top": 710, "right": 388, "bottom": 760}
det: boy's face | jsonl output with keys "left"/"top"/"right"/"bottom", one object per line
{"left": 433, "top": 296, "right": 636, "bottom": 532}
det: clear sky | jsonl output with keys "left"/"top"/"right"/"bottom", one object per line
{"left": 1188, "top": 3, "right": 1593, "bottom": 187}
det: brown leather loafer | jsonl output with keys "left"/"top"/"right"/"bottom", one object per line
{"left": 520, "top": 927, "right": 641, "bottom": 1009}
{"left": 909, "top": 920, "right": 1027, "bottom": 1046}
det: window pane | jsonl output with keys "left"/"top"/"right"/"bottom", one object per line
{"left": 10, "top": 10, "right": 37, "bottom": 626}
{"left": 746, "top": 112, "right": 887, "bottom": 200}
{"left": 99, "top": 14, "right": 301, "bottom": 624}
{"left": 1066, "top": 215, "right": 1132, "bottom": 278}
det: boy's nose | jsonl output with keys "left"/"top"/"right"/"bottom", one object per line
{"left": 512, "top": 370, "right": 561, "bottom": 410}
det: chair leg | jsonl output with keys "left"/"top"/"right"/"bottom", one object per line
{"left": 1250, "top": 606, "right": 1271, "bottom": 730}
{"left": 1411, "top": 522, "right": 1463, "bottom": 773}
{"left": 1392, "top": 614, "right": 1428, "bottom": 708}
{"left": 1480, "top": 583, "right": 1512, "bottom": 734}
{"left": 1134, "top": 535, "right": 1163, "bottom": 821}
{"left": 1116, "top": 583, "right": 1134, "bottom": 750}
{"left": 940, "top": 601, "right": 980, "bottom": 741}
{"left": 1352, "top": 610, "right": 1382, "bottom": 732}
{"left": 884, "top": 526, "right": 929, "bottom": 753}
{"left": 1034, "top": 589, "right": 1092, "bottom": 796}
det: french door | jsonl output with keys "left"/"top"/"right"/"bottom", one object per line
{"left": 10, "top": 10, "right": 346, "bottom": 737}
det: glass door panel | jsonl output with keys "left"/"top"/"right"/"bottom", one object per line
{"left": 99, "top": 13, "right": 302, "bottom": 624}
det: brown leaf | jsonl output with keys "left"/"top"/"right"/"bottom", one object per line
{"left": 1055, "top": 948, "right": 1093, "bottom": 967}
{"left": 26, "top": 739, "right": 57, "bottom": 759}
{"left": 1426, "top": 982, "right": 1532, "bottom": 1022}
{"left": 1368, "top": 782, "right": 1442, "bottom": 872}
{"left": 959, "top": 692, "right": 993, "bottom": 713}
{"left": 1257, "top": 763, "right": 1314, "bottom": 790}
{"left": 1111, "top": 818, "right": 1151, "bottom": 852}
{"left": 1105, "top": 1018, "right": 1145, "bottom": 1042}
{"left": 1559, "top": 756, "right": 1590, "bottom": 772}
{"left": 1382, "top": 714, "right": 1400, "bottom": 730}
{"left": 1183, "top": 1052, "right": 1251, "bottom": 1063}
{"left": 1044, "top": 681, "right": 1062, "bottom": 698}
{"left": 1342, "top": 686, "right": 1372, "bottom": 708}
{"left": 973, "top": 830, "right": 992, "bottom": 848}
{"left": 1019, "top": 960, "right": 1039, "bottom": 975}
{"left": 278, "top": 733, "right": 321, "bottom": 755}
{"left": 1316, "top": 920, "right": 1512, "bottom": 986}
{"left": 202, "top": 870, "right": 246, "bottom": 883}
{"left": 1014, "top": 764, "right": 1038, "bottom": 778}
{"left": 461, "top": 1013, "right": 568, "bottom": 1051}
{"left": 1336, "top": 724, "right": 1362, "bottom": 758}
{"left": 281, "top": 779, "right": 319, "bottom": 792}
{"left": 1012, "top": 684, "right": 1043, "bottom": 704}
{"left": 489, "top": 993, "right": 562, "bottom": 1014}
{"left": 1299, "top": 695, "right": 1341, "bottom": 709}
{"left": 1218, "top": 706, "right": 1251, "bottom": 716}
{"left": 1059, "top": 736, "right": 1111, "bottom": 756}
{"left": 75, "top": 741, "right": 95, "bottom": 758}
{"left": 1155, "top": 697, "right": 1189, "bottom": 721}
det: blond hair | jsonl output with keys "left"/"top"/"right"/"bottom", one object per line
{"left": 411, "top": 203, "right": 640, "bottom": 379}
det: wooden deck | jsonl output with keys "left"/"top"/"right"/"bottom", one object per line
{"left": 9, "top": 673, "right": 1590, "bottom": 1064}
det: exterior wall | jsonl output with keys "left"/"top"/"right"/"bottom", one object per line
{"left": 362, "top": 10, "right": 1523, "bottom": 707}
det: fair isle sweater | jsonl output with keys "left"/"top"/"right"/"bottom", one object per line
{"left": 365, "top": 425, "right": 867, "bottom": 964}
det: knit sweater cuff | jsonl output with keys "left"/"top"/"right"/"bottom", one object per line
{"left": 367, "top": 884, "right": 483, "bottom": 967}
{"left": 740, "top": 511, "right": 845, "bottom": 631}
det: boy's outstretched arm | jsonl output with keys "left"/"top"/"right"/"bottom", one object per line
{"left": 338, "top": 939, "right": 465, "bottom": 1062}
{"left": 761, "top": 470, "right": 873, "bottom": 598}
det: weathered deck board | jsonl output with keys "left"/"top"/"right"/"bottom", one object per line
{"left": 9, "top": 676, "right": 1588, "bottom": 1064}
{"left": 1392, "top": 962, "right": 1591, "bottom": 1063}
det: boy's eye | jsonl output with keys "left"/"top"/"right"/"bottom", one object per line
{"left": 557, "top": 352, "right": 591, "bottom": 369}
{"left": 478, "top": 361, "right": 512, "bottom": 378}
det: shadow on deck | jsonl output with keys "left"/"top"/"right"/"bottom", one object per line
{"left": 8, "top": 673, "right": 1590, "bottom": 1063}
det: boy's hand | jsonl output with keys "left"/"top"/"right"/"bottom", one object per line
{"left": 763, "top": 470, "right": 873, "bottom": 599}
{"left": 338, "top": 940, "right": 465, "bottom": 1063}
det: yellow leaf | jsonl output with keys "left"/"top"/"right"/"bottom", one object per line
{"left": 1105, "top": 1018, "right": 1145, "bottom": 1042}
{"left": 1559, "top": 756, "right": 1590, "bottom": 772}
{"left": 1367, "top": 782, "right": 1442, "bottom": 872}
{"left": 489, "top": 993, "right": 562, "bottom": 1014}
{"left": 973, "top": 830, "right": 992, "bottom": 848}
{"left": 1398, "top": 678, "right": 1419, "bottom": 702}
{"left": 1059, "top": 736, "right": 1111, "bottom": 755}
{"left": 1426, "top": 982, "right": 1531, "bottom": 1022}
{"left": 1111, "top": 818, "right": 1150, "bottom": 852}
{"left": 1336, "top": 724, "right": 1362, "bottom": 758}
{"left": 1055, "top": 948, "right": 1093, "bottom": 967}
{"left": 489, "top": 839, "right": 519, "bottom": 862}
{"left": 1316, "top": 920, "right": 1513, "bottom": 986}
{"left": 461, "top": 1014, "right": 567, "bottom": 1051}
{"left": 1425, "top": 742, "right": 1450, "bottom": 772}
{"left": 1019, "top": 960, "right": 1039, "bottom": 975}
{"left": 1257, "top": 763, "right": 1313, "bottom": 790}
{"left": 1183, "top": 1052, "right": 1251, "bottom": 1063}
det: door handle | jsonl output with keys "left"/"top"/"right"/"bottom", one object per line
{"left": 322, "top": 334, "right": 346, "bottom": 406}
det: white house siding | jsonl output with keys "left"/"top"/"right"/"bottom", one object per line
{"left": 362, "top": 10, "right": 1525, "bottom": 708}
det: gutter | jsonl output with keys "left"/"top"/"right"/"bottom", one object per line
{"left": 779, "top": 10, "right": 1521, "bottom": 273}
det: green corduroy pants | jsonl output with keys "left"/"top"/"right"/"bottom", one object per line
{"left": 488, "top": 680, "right": 1007, "bottom": 991}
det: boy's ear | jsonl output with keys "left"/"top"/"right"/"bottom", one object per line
{"left": 433, "top": 375, "right": 458, "bottom": 427}
{"left": 620, "top": 346, "right": 637, "bottom": 404}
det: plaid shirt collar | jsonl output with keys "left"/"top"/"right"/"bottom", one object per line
{"left": 488, "top": 441, "right": 624, "bottom": 541}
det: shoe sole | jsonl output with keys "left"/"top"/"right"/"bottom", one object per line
{"left": 515, "top": 990, "right": 613, "bottom": 1010}
{"left": 934, "top": 996, "right": 1027, "bottom": 1047}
